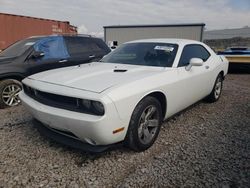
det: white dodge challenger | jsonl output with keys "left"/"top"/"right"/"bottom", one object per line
{"left": 19, "top": 39, "right": 228, "bottom": 152}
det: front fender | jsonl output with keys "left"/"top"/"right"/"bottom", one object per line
{"left": 0, "top": 72, "right": 26, "bottom": 81}
{"left": 107, "top": 88, "right": 167, "bottom": 127}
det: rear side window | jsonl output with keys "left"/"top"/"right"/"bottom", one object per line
{"left": 64, "top": 37, "right": 110, "bottom": 57}
{"left": 92, "top": 38, "right": 111, "bottom": 54}
{"left": 89, "top": 42, "right": 103, "bottom": 52}
{"left": 64, "top": 37, "right": 91, "bottom": 57}
{"left": 178, "top": 44, "right": 210, "bottom": 67}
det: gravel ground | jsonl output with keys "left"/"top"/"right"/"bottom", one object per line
{"left": 0, "top": 74, "right": 249, "bottom": 188}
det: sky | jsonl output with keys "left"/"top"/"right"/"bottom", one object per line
{"left": 0, "top": 0, "right": 250, "bottom": 37}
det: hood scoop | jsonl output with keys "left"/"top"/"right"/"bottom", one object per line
{"left": 113, "top": 69, "right": 127, "bottom": 72}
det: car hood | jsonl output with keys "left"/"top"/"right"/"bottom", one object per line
{"left": 28, "top": 62, "right": 166, "bottom": 93}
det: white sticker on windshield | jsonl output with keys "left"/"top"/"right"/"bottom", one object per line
{"left": 25, "top": 42, "right": 35, "bottom": 46}
{"left": 154, "top": 46, "right": 174, "bottom": 52}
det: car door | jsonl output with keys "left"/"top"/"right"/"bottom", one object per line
{"left": 63, "top": 37, "right": 95, "bottom": 66}
{"left": 173, "top": 44, "right": 213, "bottom": 110}
{"left": 27, "top": 37, "right": 70, "bottom": 74}
{"left": 28, "top": 56, "right": 65, "bottom": 75}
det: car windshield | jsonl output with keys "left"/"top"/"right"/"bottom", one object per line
{"left": 0, "top": 37, "right": 42, "bottom": 57}
{"left": 101, "top": 42, "right": 178, "bottom": 67}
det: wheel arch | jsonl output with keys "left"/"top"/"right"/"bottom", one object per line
{"left": 0, "top": 73, "right": 25, "bottom": 82}
{"left": 138, "top": 90, "right": 167, "bottom": 120}
{"left": 219, "top": 70, "right": 225, "bottom": 79}
{"left": 219, "top": 70, "right": 225, "bottom": 78}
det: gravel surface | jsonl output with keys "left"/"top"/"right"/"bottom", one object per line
{"left": 0, "top": 74, "right": 249, "bottom": 188}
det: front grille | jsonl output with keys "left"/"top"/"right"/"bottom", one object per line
{"left": 23, "top": 84, "right": 83, "bottom": 113}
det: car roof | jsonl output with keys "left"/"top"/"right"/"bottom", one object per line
{"left": 125, "top": 38, "right": 203, "bottom": 45}
{"left": 28, "top": 34, "right": 94, "bottom": 39}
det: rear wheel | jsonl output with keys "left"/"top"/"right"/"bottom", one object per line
{"left": 206, "top": 74, "right": 223, "bottom": 103}
{"left": 0, "top": 79, "right": 22, "bottom": 109}
{"left": 126, "top": 96, "right": 162, "bottom": 151}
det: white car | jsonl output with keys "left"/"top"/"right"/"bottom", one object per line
{"left": 19, "top": 39, "right": 228, "bottom": 152}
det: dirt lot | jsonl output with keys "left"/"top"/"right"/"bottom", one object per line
{"left": 0, "top": 74, "right": 249, "bottom": 188}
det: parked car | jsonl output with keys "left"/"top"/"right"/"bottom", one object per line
{"left": 0, "top": 35, "right": 111, "bottom": 108}
{"left": 19, "top": 39, "right": 229, "bottom": 152}
{"left": 218, "top": 46, "right": 250, "bottom": 72}
{"left": 218, "top": 46, "right": 250, "bottom": 55}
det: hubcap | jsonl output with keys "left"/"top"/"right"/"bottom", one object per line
{"left": 2, "top": 84, "right": 22, "bottom": 107}
{"left": 214, "top": 78, "right": 222, "bottom": 99}
{"left": 138, "top": 105, "right": 159, "bottom": 144}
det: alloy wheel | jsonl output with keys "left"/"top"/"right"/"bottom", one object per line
{"left": 214, "top": 77, "right": 222, "bottom": 99}
{"left": 138, "top": 105, "right": 160, "bottom": 144}
{"left": 2, "top": 84, "right": 22, "bottom": 107}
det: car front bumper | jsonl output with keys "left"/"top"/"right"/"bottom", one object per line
{"left": 19, "top": 91, "right": 128, "bottom": 146}
{"left": 33, "top": 119, "right": 122, "bottom": 152}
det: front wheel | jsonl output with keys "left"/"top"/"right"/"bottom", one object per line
{"left": 205, "top": 74, "right": 223, "bottom": 103}
{"left": 125, "top": 96, "right": 162, "bottom": 151}
{"left": 0, "top": 79, "right": 22, "bottom": 109}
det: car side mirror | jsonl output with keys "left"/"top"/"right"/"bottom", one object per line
{"left": 185, "top": 58, "right": 203, "bottom": 71}
{"left": 31, "top": 51, "right": 45, "bottom": 59}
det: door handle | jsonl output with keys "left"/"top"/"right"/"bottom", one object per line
{"left": 59, "top": 59, "right": 67, "bottom": 63}
{"left": 89, "top": 55, "right": 95, "bottom": 59}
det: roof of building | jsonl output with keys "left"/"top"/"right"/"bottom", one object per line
{"left": 0, "top": 12, "right": 69, "bottom": 23}
{"left": 104, "top": 23, "right": 205, "bottom": 29}
{"left": 204, "top": 27, "right": 250, "bottom": 40}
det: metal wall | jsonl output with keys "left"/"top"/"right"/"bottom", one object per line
{"left": 0, "top": 13, "right": 77, "bottom": 50}
{"left": 104, "top": 24, "right": 205, "bottom": 46}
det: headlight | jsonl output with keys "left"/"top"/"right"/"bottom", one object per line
{"left": 92, "top": 101, "right": 105, "bottom": 115}
{"left": 78, "top": 99, "right": 105, "bottom": 116}
{"left": 81, "top": 99, "right": 91, "bottom": 109}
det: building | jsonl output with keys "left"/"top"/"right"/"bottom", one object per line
{"left": 0, "top": 13, "right": 77, "bottom": 50}
{"left": 104, "top": 23, "right": 205, "bottom": 47}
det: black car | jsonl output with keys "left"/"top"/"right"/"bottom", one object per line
{"left": 0, "top": 35, "right": 111, "bottom": 108}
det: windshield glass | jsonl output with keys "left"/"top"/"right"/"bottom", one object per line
{"left": 101, "top": 42, "right": 178, "bottom": 67}
{"left": 0, "top": 37, "right": 42, "bottom": 57}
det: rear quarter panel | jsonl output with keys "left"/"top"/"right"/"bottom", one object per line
{"left": 204, "top": 45, "right": 229, "bottom": 93}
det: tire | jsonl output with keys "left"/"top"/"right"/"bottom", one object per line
{"left": 205, "top": 74, "right": 223, "bottom": 103}
{"left": 0, "top": 79, "right": 22, "bottom": 109}
{"left": 125, "top": 96, "right": 163, "bottom": 152}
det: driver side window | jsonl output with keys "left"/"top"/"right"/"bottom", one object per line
{"left": 33, "top": 36, "right": 69, "bottom": 61}
{"left": 178, "top": 44, "right": 210, "bottom": 67}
